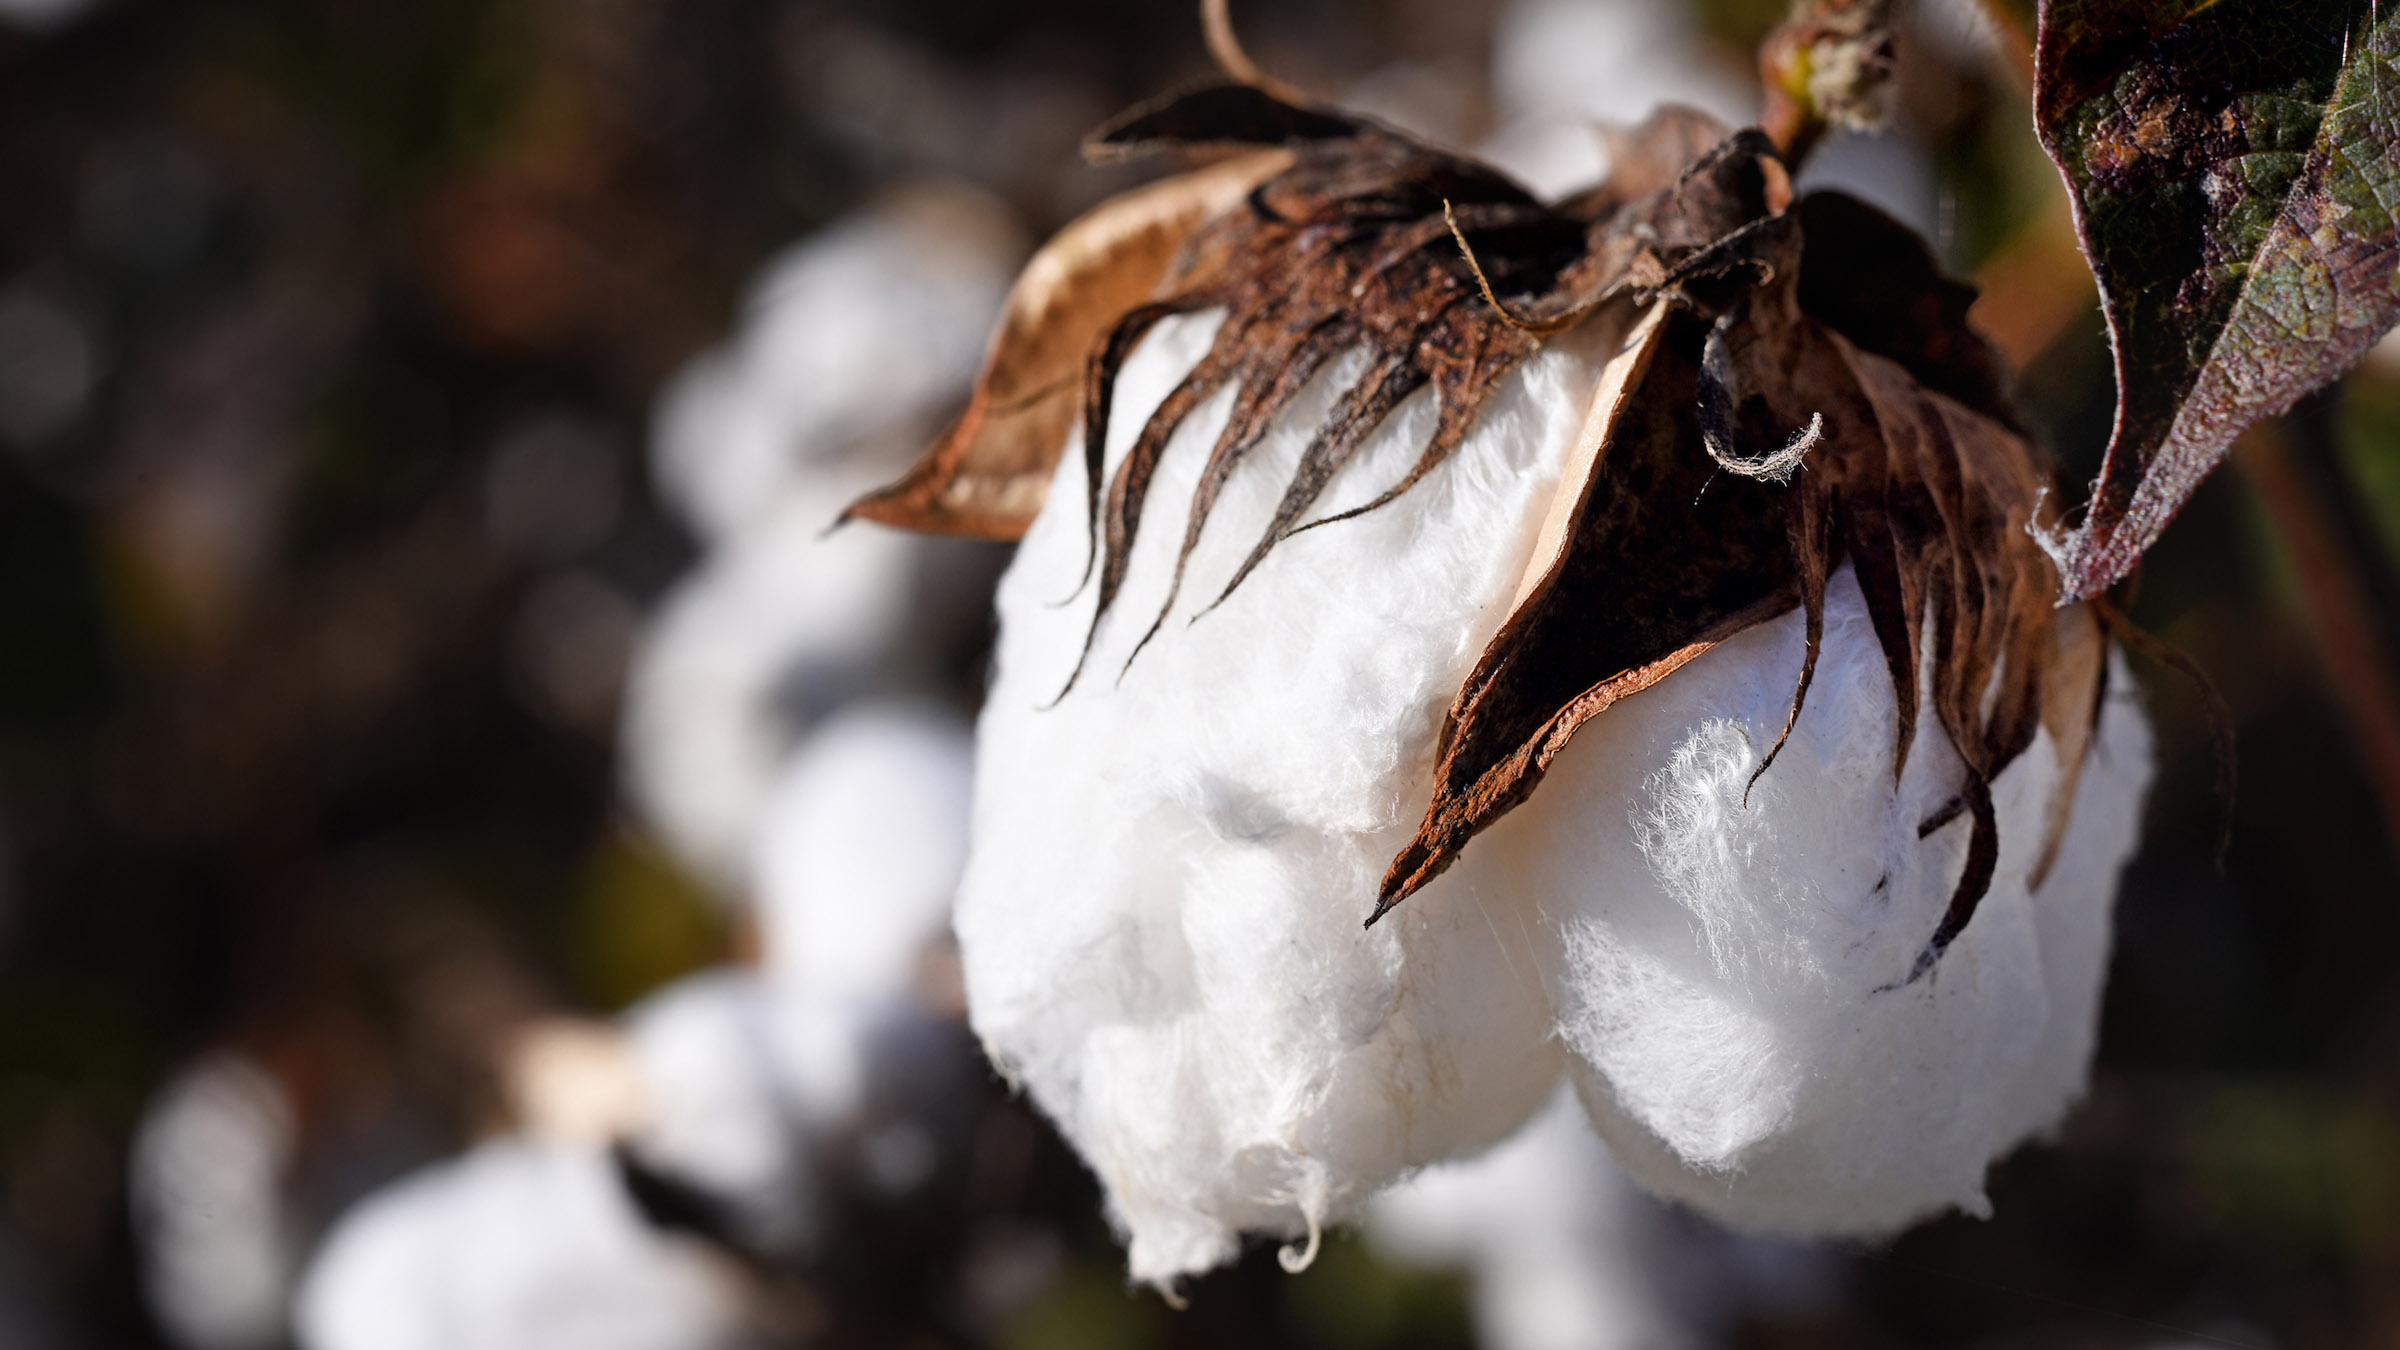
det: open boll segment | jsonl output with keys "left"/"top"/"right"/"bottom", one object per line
{"left": 1488, "top": 570, "right": 2150, "bottom": 1235}
{"left": 962, "top": 303, "right": 2151, "bottom": 1280}
{"left": 959, "top": 310, "right": 1638, "bottom": 1285}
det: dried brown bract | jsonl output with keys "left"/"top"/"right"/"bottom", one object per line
{"left": 855, "top": 81, "right": 2086, "bottom": 980}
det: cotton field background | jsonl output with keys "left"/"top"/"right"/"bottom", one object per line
{"left": 2, "top": 0, "right": 2399, "bottom": 1348}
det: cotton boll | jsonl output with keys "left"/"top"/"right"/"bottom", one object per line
{"left": 957, "top": 310, "right": 1648, "bottom": 1285}
{"left": 293, "top": 1140, "right": 754, "bottom": 1350}
{"left": 753, "top": 700, "right": 973, "bottom": 1001}
{"left": 1367, "top": 1087, "right": 1687, "bottom": 1350}
{"left": 1486, "top": 567, "right": 2152, "bottom": 1235}
{"left": 1478, "top": 0, "right": 1756, "bottom": 198}
{"left": 620, "top": 972, "right": 816, "bottom": 1255}
{"left": 1989, "top": 653, "right": 2153, "bottom": 1150}
{"left": 618, "top": 480, "right": 920, "bottom": 890}
{"left": 652, "top": 184, "right": 1023, "bottom": 545}
{"left": 129, "top": 1055, "right": 296, "bottom": 1350}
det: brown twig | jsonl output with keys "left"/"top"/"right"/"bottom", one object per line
{"left": 2236, "top": 391, "right": 2400, "bottom": 853}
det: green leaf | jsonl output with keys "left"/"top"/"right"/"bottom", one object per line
{"left": 2035, "top": 0, "right": 2400, "bottom": 599}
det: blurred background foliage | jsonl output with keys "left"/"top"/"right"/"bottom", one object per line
{"left": 2, "top": 0, "right": 2399, "bottom": 1346}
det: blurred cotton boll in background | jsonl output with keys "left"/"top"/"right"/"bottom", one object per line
{"left": 752, "top": 699, "right": 973, "bottom": 1002}
{"left": 1479, "top": 0, "right": 1933, "bottom": 238}
{"left": 620, "top": 484, "right": 922, "bottom": 889}
{"left": 293, "top": 1140, "right": 757, "bottom": 1350}
{"left": 623, "top": 185, "right": 1016, "bottom": 896}
{"left": 1477, "top": 0, "right": 1755, "bottom": 198}
{"left": 1369, "top": 1087, "right": 1831, "bottom": 1350}
{"left": 128, "top": 1056, "right": 297, "bottom": 1350}
{"left": 299, "top": 693, "right": 987, "bottom": 1347}
{"left": 649, "top": 183, "right": 1024, "bottom": 547}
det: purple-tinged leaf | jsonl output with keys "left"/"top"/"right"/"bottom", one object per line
{"left": 2036, "top": 0, "right": 2400, "bottom": 600}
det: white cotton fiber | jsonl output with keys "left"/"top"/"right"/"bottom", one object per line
{"left": 651, "top": 184, "right": 1022, "bottom": 544}
{"left": 292, "top": 1140, "right": 752, "bottom": 1350}
{"left": 957, "top": 309, "right": 1651, "bottom": 1286}
{"left": 1481, "top": 568, "right": 2153, "bottom": 1235}
{"left": 752, "top": 700, "right": 973, "bottom": 1002}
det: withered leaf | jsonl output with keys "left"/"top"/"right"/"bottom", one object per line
{"left": 1378, "top": 173, "right": 2071, "bottom": 984}
{"left": 841, "top": 150, "right": 1291, "bottom": 540}
{"left": 2034, "top": 0, "right": 2400, "bottom": 600}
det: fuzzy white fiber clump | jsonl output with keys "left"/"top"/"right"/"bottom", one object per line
{"left": 1490, "top": 577, "right": 2151, "bottom": 1235}
{"left": 960, "top": 310, "right": 1632, "bottom": 1285}
{"left": 960, "top": 305, "right": 2153, "bottom": 1283}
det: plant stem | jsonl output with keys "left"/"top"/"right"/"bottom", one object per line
{"left": 2237, "top": 388, "right": 2400, "bottom": 849}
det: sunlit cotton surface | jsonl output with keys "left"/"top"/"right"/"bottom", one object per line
{"left": 959, "top": 309, "right": 1628, "bottom": 1285}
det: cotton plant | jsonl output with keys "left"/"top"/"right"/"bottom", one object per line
{"left": 837, "top": 2, "right": 2175, "bottom": 1294}
{"left": 298, "top": 701, "right": 979, "bottom": 1347}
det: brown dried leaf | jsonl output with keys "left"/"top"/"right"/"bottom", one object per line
{"left": 841, "top": 150, "right": 1290, "bottom": 540}
{"left": 1378, "top": 183, "right": 2072, "bottom": 983}
{"left": 2031, "top": 601, "right": 2106, "bottom": 890}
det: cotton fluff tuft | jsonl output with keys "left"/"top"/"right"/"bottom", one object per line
{"left": 957, "top": 311, "right": 1653, "bottom": 1286}
{"left": 1480, "top": 567, "right": 2153, "bottom": 1235}
{"left": 293, "top": 1140, "right": 752, "bottom": 1350}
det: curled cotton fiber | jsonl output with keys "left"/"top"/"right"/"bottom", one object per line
{"left": 293, "top": 1140, "right": 752, "bottom": 1350}
{"left": 955, "top": 311, "right": 1649, "bottom": 1287}
{"left": 1482, "top": 566, "right": 2153, "bottom": 1235}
